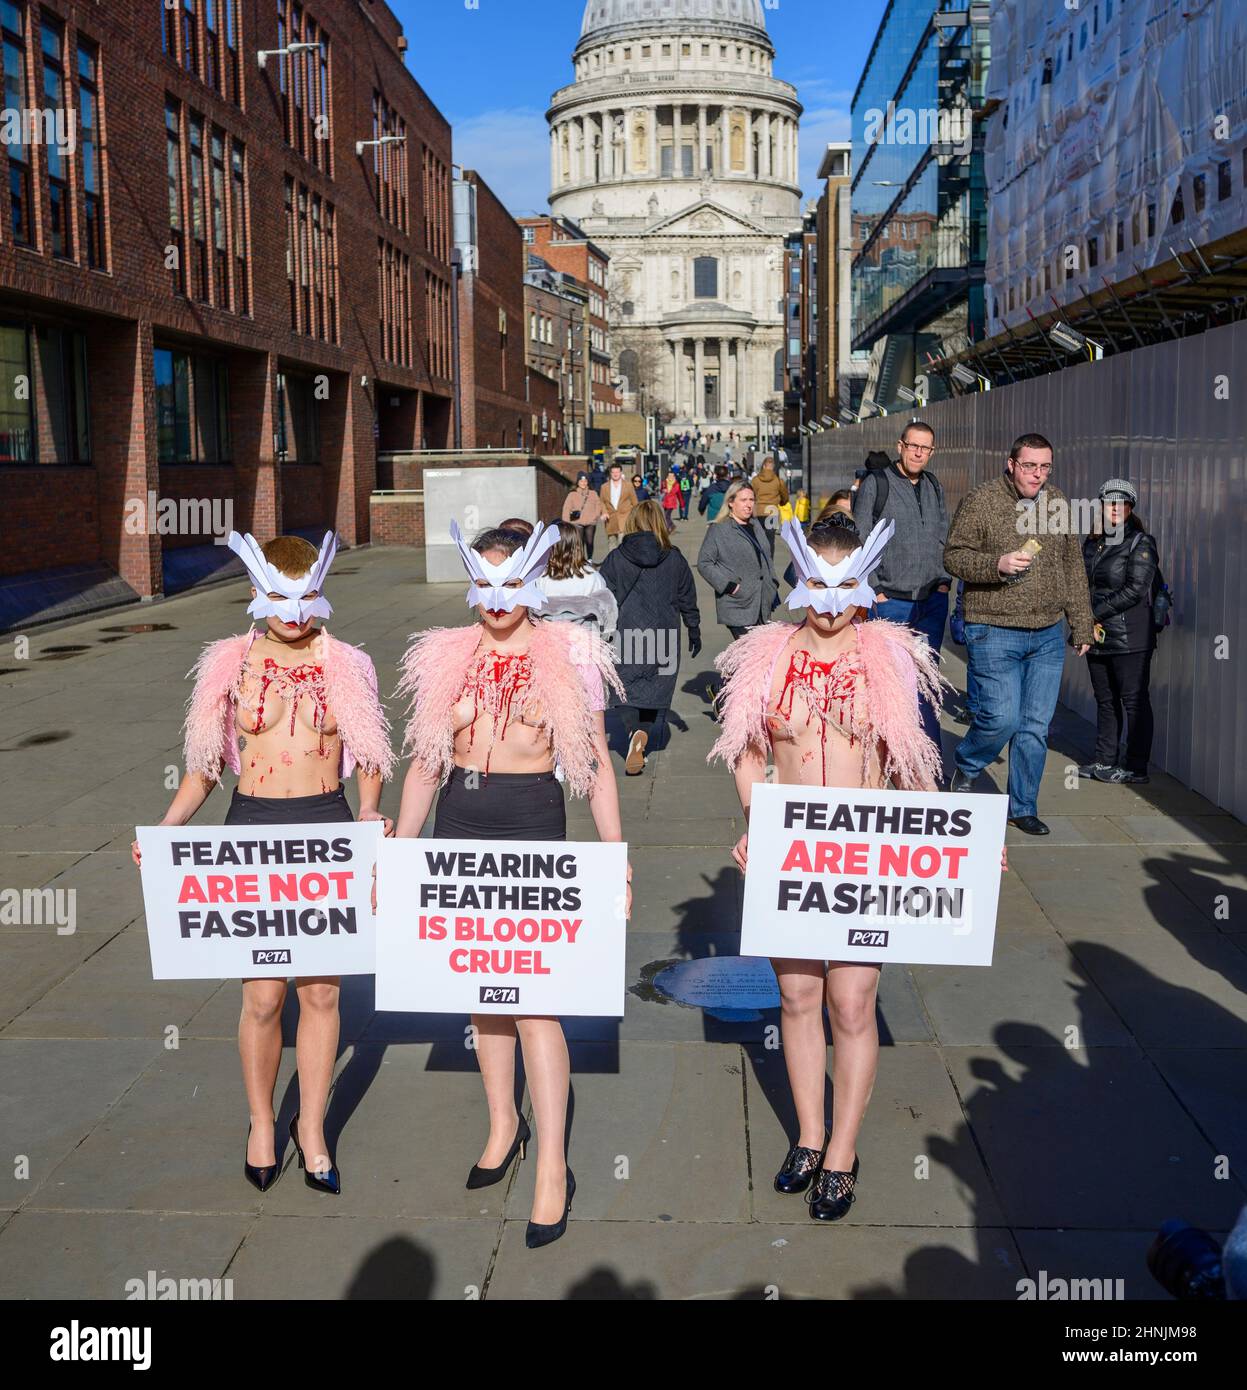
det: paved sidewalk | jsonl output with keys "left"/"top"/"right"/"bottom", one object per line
{"left": 1, "top": 515, "right": 1244, "bottom": 1300}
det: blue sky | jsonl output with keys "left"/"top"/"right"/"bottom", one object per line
{"left": 390, "top": 0, "right": 889, "bottom": 216}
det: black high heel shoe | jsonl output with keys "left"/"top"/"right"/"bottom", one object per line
{"left": 243, "top": 1123, "right": 279, "bottom": 1193}
{"left": 807, "top": 1155, "right": 860, "bottom": 1222}
{"left": 525, "top": 1170, "right": 575, "bottom": 1249}
{"left": 773, "top": 1129, "right": 829, "bottom": 1195}
{"left": 466, "top": 1116, "right": 531, "bottom": 1190}
{"left": 288, "top": 1113, "right": 341, "bottom": 1196}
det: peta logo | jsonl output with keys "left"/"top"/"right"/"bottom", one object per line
{"left": 847, "top": 929, "right": 889, "bottom": 948}
{"left": 252, "top": 949, "right": 292, "bottom": 965}
{"left": 479, "top": 986, "right": 519, "bottom": 1004}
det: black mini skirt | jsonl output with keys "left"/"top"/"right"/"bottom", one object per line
{"left": 433, "top": 767, "right": 566, "bottom": 842}
{"left": 224, "top": 787, "right": 354, "bottom": 826}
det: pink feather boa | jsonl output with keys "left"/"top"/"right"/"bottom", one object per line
{"left": 708, "top": 619, "right": 946, "bottom": 791}
{"left": 396, "top": 619, "right": 623, "bottom": 799}
{"left": 183, "top": 630, "right": 395, "bottom": 782}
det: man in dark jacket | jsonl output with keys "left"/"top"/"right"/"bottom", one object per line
{"left": 944, "top": 433, "right": 1095, "bottom": 836}
{"left": 852, "top": 420, "right": 951, "bottom": 753}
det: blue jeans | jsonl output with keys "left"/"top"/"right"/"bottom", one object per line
{"left": 956, "top": 620, "right": 1066, "bottom": 818}
{"left": 873, "top": 589, "right": 949, "bottom": 756}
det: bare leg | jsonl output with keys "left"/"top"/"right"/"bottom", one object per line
{"left": 823, "top": 962, "right": 881, "bottom": 1171}
{"left": 472, "top": 1013, "right": 522, "bottom": 1166}
{"left": 293, "top": 976, "right": 340, "bottom": 1176}
{"left": 240, "top": 978, "right": 287, "bottom": 1166}
{"left": 773, "top": 958, "right": 828, "bottom": 1149}
{"left": 515, "top": 1016, "right": 569, "bottom": 1224}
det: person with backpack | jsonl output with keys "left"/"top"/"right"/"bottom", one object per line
{"left": 1078, "top": 479, "right": 1162, "bottom": 784}
{"left": 851, "top": 421, "right": 952, "bottom": 755}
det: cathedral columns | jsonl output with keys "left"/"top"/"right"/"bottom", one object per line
{"left": 698, "top": 105, "right": 708, "bottom": 176}
{"left": 737, "top": 341, "right": 748, "bottom": 419}
{"left": 720, "top": 105, "right": 730, "bottom": 175}
{"left": 648, "top": 105, "right": 659, "bottom": 177}
{"left": 673, "top": 102, "right": 682, "bottom": 176}
{"left": 550, "top": 126, "right": 559, "bottom": 189}
{"left": 761, "top": 111, "right": 772, "bottom": 180}
{"left": 693, "top": 337, "right": 706, "bottom": 422}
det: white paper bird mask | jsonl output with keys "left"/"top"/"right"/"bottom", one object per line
{"left": 227, "top": 530, "right": 337, "bottom": 625}
{"left": 781, "top": 517, "right": 895, "bottom": 617}
{"left": 450, "top": 521, "right": 560, "bottom": 613}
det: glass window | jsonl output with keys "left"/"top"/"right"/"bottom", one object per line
{"left": 154, "top": 347, "right": 191, "bottom": 462}
{"left": 35, "top": 324, "right": 89, "bottom": 462}
{"left": 1218, "top": 160, "right": 1232, "bottom": 202}
{"left": 231, "top": 142, "right": 248, "bottom": 314}
{"left": 693, "top": 256, "right": 718, "bottom": 298}
{"left": 41, "top": 12, "right": 70, "bottom": 258}
{"left": 189, "top": 114, "right": 207, "bottom": 299}
{"left": 181, "top": 0, "right": 197, "bottom": 75}
{"left": 4, "top": 3, "right": 31, "bottom": 245}
{"left": 79, "top": 41, "right": 104, "bottom": 269}
{"left": 210, "top": 128, "right": 226, "bottom": 303}
{"left": 0, "top": 322, "right": 33, "bottom": 462}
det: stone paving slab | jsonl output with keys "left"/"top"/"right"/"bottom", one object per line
{"left": 485, "top": 1219, "right": 1025, "bottom": 1300}
{"left": 0, "top": 1210, "right": 251, "bottom": 1301}
{"left": 1011, "top": 1229, "right": 1170, "bottom": 1302}
{"left": 2, "top": 926, "right": 218, "bottom": 1040}
{"left": 27, "top": 1040, "right": 297, "bottom": 1216}
{"left": 0, "top": 932, "right": 111, "bottom": 1031}
{"left": 940, "top": 1044, "right": 1245, "bottom": 1230}
{"left": 744, "top": 1042, "right": 1007, "bottom": 1228}
{"left": 0, "top": 1038, "right": 161, "bottom": 1206}
{"left": 224, "top": 1216, "right": 498, "bottom": 1300}
{"left": 503, "top": 1041, "right": 750, "bottom": 1224}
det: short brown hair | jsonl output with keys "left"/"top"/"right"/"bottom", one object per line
{"left": 900, "top": 420, "right": 935, "bottom": 444}
{"left": 261, "top": 535, "right": 319, "bottom": 579}
{"left": 1009, "top": 432, "right": 1053, "bottom": 460}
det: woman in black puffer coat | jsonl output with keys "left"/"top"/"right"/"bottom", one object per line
{"left": 599, "top": 500, "right": 701, "bottom": 777}
{"left": 1079, "top": 479, "right": 1158, "bottom": 784}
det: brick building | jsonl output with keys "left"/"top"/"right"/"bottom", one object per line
{"left": 451, "top": 168, "right": 532, "bottom": 452}
{"left": 516, "top": 214, "right": 616, "bottom": 436}
{"left": 0, "top": 0, "right": 456, "bottom": 629}
{"left": 523, "top": 252, "right": 585, "bottom": 452}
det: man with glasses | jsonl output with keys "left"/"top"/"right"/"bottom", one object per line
{"left": 944, "top": 434, "right": 1095, "bottom": 835}
{"left": 852, "top": 420, "right": 952, "bottom": 753}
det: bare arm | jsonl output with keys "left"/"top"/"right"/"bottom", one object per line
{"left": 395, "top": 762, "right": 441, "bottom": 839}
{"left": 730, "top": 743, "right": 769, "bottom": 872}
{"left": 355, "top": 768, "right": 393, "bottom": 835}
{"left": 586, "top": 712, "right": 631, "bottom": 917}
{"left": 131, "top": 770, "right": 218, "bottom": 865}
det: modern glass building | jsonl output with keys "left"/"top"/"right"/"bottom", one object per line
{"left": 850, "top": 0, "right": 989, "bottom": 407}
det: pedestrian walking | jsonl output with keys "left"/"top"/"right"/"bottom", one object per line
{"left": 851, "top": 420, "right": 952, "bottom": 756}
{"left": 750, "top": 455, "right": 790, "bottom": 554}
{"left": 537, "top": 521, "right": 618, "bottom": 639}
{"left": 599, "top": 501, "right": 701, "bottom": 776}
{"left": 697, "top": 481, "right": 779, "bottom": 640}
{"left": 133, "top": 532, "right": 395, "bottom": 1198}
{"left": 697, "top": 465, "right": 731, "bottom": 521}
{"left": 631, "top": 473, "right": 650, "bottom": 503}
{"left": 395, "top": 522, "right": 628, "bottom": 1248}
{"left": 600, "top": 462, "right": 638, "bottom": 550}
{"left": 944, "top": 433, "right": 1095, "bottom": 835}
{"left": 562, "top": 470, "right": 603, "bottom": 560}
{"left": 678, "top": 469, "right": 691, "bottom": 520}
{"left": 1078, "top": 478, "right": 1161, "bottom": 784}
{"left": 660, "top": 469, "right": 682, "bottom": 529}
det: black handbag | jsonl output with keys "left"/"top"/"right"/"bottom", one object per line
{"left": 569, "top": 509, "right": 582, "bottom": 521}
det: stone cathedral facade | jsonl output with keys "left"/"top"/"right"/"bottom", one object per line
{"left": 548, "top": 0, "right": 803, "bottom": 433}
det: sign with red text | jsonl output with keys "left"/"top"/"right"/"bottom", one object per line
{"left": 374, "top": 839, "right": 628, "bottom": 1016}
{"left": 740, "top": 785, "right": 1007, "bottom": 967}
{"left": 136, "top": 823, "right": 383, "bottom": 979}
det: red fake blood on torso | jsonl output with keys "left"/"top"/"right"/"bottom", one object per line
{"left": 254, "top": 658, "right": 328, "bottom": 735}
{"left": 775, "top": 647, "right": 861, "bottom": 784}
{"left": 461, "top": 651, "right": 534, "bottom": 776}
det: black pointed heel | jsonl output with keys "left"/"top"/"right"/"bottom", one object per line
{"left": 807, "top": 1155, "right": 860, "bottom": 1222}
{"left": 466, "top": 1116, "right": 531, "bottom": 1190}
{"left": 773, "top": 1129, "right": 829, "bottom": 1195}
{"left": 289, "top": 1113, "right": 341, "bottom": 1196}
{"left": 243, "top": 1122, "right": 279, "bottom": 1193}
{"left": 525, "top": 1170, "right": 575, "bottom": 1249}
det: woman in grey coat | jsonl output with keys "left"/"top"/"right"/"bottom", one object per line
{"left": 696, "top": 481, "right": 779, "bottom": 639}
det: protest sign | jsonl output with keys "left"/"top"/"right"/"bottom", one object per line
{"left": 137, "top": 822, "right": 383, "bottom": 979}
{"left": 740, "top": 785, "right": 1007, "bottom": 966}
{"left": 375, "top": 839, "right": 628, "bottom": 1016}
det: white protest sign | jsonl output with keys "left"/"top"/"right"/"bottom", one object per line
{"left": 137, "top": 822, "right": 383, "bottom": 979}
{"left": 741, "top": 785, "right": 1007, "bottom": 967}
{"left": 375, "top": 838, "right": 628, "bottom": 1016}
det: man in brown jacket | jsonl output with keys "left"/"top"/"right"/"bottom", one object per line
{"left": 944, "top": 433, "right": 1095, "bottom": 836}
{"left": 749, "top": 455, "right": 789, "bottom": 554}
{"left": 600, "top": 462, "right": 638, "bottom": 550}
